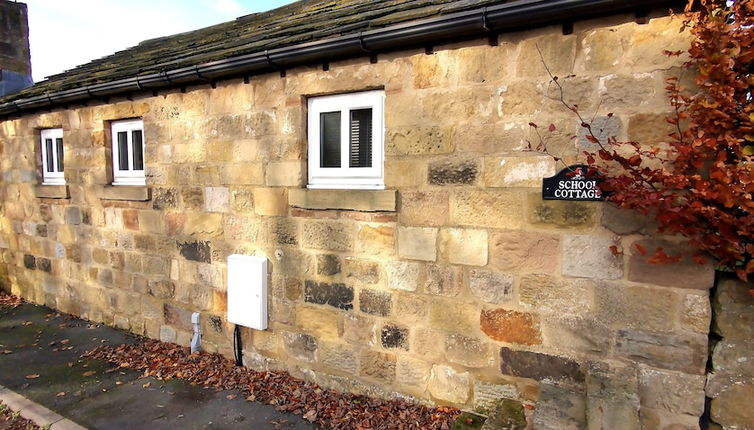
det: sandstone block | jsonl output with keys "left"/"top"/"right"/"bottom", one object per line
{"left": 396, "top": 356, "right": 431, "bottom": 394}
{"left": 343, "top": 314, "right": 376, "bottom": 346}
{"left": 283, "top": 331, "right": 318, "bottom": 362}
{"left": 681, "top": 293, "right": 711, "bottom": 334}
{"left": 253, "top": 187, "right": 288, "bottom": 216}
{"left": 359, "top": 289, "right": 392, "bottom": 317}
{"left": 710, "top": 382, "right": 754, "bottom": 430}
{"left": 601, "top": 204, "right": 655, "bottom": 235}
{"left": 386, "top": 260, "right": 423, "bottom": 292}
{"left": 159, "top": 326, "right": 177, "bottom": 343}
{"left": 490, "top": 231, "right": 559, "bottom": 273}
{"left": 316, "top": 254, "right": 341, "bottom": 276}
{"left": 614, "top": 329, "right": 707, "bottom": 374}
{"left": 427, "top": 159, "right": 478, "bottom": 186}
{"left": 527, "top": 194, "right": 596, "bottom": 228}
{"left": 296, "top": 305, "right": 341, "bottom": 339}
{"left": 468, "top": 269, "right": 513, "bottom": 304}
{"left": 319, "top": 341, "right": 358, "bottom": 376}
{"left": 516, "top": 33, "right": 577, "bottom": 78}
{"left": 473, "top": 381, "right": 518, "bottom": 414}
{"left": 451, "top": 190, "right": 524, "bottom": 229}
{"left": 360, "top": 350, "right": 396, "bottom": 383}
{"left": 356, "top": 224, "right": 395, "bottom": 256}
{"left": 203, "top": 187, "right": 230, "bottom": 213}
{"left": 627, "top": 112, "right": 675, "bottom": 145}
{"left": 627, "top": 240, "right": 714, "bottom": 290}
{"left": 519, "top": 274, "right": 593, "bottom": 316}
{"left": 576, "top": 115, "right": 622, "bottom": 151}
{"left": 484, "top": 155, "right": 555, "bottom": 188}
{"left": 424, "top": 264, "right": 462, "bottom": 297}
{"left": 533, "top": 384, "right": 586, "bottom": 430}
{"left": 542, "top": 317, "right": 611, "bottom": 356}
{"left": 303, "top": 221, "right": 353, "bottom": 252}
{"left": 481, "top": 399, "right": 527, "bottom": 430}
{"left": 452, "top": 121, "right": 526, "bottom": 154}
{"left": 384, "top": 160, "right": 427, "bottom": 188}
{"left": 713, "top": 277, "right": 754, "bottom": 340}
{"left": 177, "top": 240, "right": 212, "bottom": 263}
{"left": 265, "top": 161, "right": 304, "bottom": 187}
{"left": 430, "top": 300, "right": 479, "bottom": 333}
{"left": 439, "top": 228, "right": 488, "bottom": 266}
{"left": 398, "top": 191, "right": 448, "bottom": 226}
{"left": 595, "top": 282, "right": 677, "bottom": 332}
{"left": 562, "top": 235, "right": 623, "bottom": 279}
{"left": 380, "top": 324, "right": 408, "bottom": 350}
{"left": 500, "top": 347, "right": 584, "bottom": 384}
{"left": 395, "top": 293, "right": 429, "bottom": 322}
{"left": 185, "top": 213, "right": 223, "bottom": 238}
{"left": 397, "top": 227, "right": 437, "bottom": 262}
{"left": 428, "top": 365, "right": 471, "bottom": 405}
{"left": 599, "top": 73, "right": 662, "bottom": 111}
{"left": 386, "top": 126, "right": 453, "bottom": 155}
{"left": 445, "top": 333, "right": 491, "bottom": 368}
{"left": 304, "top": 280, "right": 353, "bottom": 310}
{"left": 638, "top": 367, "right": 705, "bottom": 416}
{"left": 344, "top": 258, "right": 380, "bottom": 284}
{"left": 481, "top": 309, "right": 542, "bottom": 345}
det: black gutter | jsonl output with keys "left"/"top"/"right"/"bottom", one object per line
{"left": 0, "top": 0, "right": 683, "bottom": 117}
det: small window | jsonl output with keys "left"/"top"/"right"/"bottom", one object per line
{"left": 40, "top": 128, "right": 64, "bottom": 185}
{"left": 307, "top": 90, "right": 385, "bottom": 189}
{"left": 111, "top": 119, "right": 145, "bottom": 186}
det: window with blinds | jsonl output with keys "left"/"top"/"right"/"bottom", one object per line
{"left": 40, "top": 128, "right": 65, "bottom": 185}
{"left": 308, "top": 91, "right": 384, "bottom": 189}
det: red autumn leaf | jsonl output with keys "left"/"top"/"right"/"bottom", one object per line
{"left": 548, "top": 123, "right": 556, "bottom": 132}
{"left": 634, "top": 243, "right": 647, "bottom": 256}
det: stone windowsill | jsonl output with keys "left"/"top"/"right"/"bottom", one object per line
{"left": 34, "top": 184, "right": 70, "bottom": 199}
{"left": 97, "top": 185, "right": 151, "bottom": 201}
{"left": 289, "top": 189, "right": 396, "bottom": 212}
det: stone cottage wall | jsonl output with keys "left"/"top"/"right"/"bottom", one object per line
{"left": 0, "top": 12, "right": 713, "bottom": 429}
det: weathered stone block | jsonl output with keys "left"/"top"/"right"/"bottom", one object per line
{"left": 601, "top": 204, "right": 655, "bottom": 235}
{"left": 468, "top": 269, "right": 513, "bottom": 304}
{"left": 499, "top": 347, "right": 584, "bottom": 383}
{"left": 627, "top": 240, "right": 714, "bottom": 290}
{"left": 520, "top": 274, "right": 592, "bottom": 316}
{"left": 430, "top": 300, "right": 479, "bottom": 333}
{"left": 614, "top": 329, "right": 707, "bottom": 374}
{"left": 360, "top": 350, "right": 396, "bottom": 383}
{"left": 283, "top": 331, "right": 317, "bottom": 362}
{"left": 576, "top": 115, "right": 622, "bottom": 151}
{"left": 481, "top": 309, "right": 541, "bottom": 345}
{"left": 424, "top": 264, "right": 461, "bottom": 297}
{"left": 253, "top": 187, "right": 288, "bottom": 217}
{"left": 319, "top": 341, "right": 358, "bottom": 375}
{"left": 439, "top": 228, "right": 488, "bottom": 266}
{"left": 163, "top": 303, "right": 192, "bottom": 331}
{"left": 397, "top": 226, "right": 437, "bottom": 262}
{"left": 395, "top": 293, "right": 429, "bottom": 322}
{"left": 303, "top": 280, "right": 353, "bottom": 310}
{"left": 303, "top": 221, "right": 353, "bottom": 252}
{"left": 396, "top": 356, "right": 431, "bottom": 393}
{"left": 638, "top": 367, "right": 705, "bottom": 416}
{"left": 529, "top": 196, "right": 597, "bottom": 229}
{"left": 490, "top": 230, "right": 559, "bottom": 273}
{"left": 428, "top": 365, "right": 470, "bottom": 405}
{"left": 713, "top": 277, "right": 754, "bottom": 340}
{"left": 343, "top": 314, "right": 375, "bottom": 346}
{"left": 384, "top": 159, "right": 427, "bottom": 188}
{"left": 450, "top": 190, "right": 524, "bottom": 229}
{"left": 344, "top": 258, "right": 380, "bottom": 284}
{"left": 380, "top": 324, "right": 408, "bottom": 350}
{"left": 710, "top": 382, "right": 754, "bottom": 430}
{"left": 386, "top": 126, "right": 453, "bottom": 155}
{"left": 428, "top": 159, "right": 478, "bottom": 185}
{"left": 203, "top": 187, "right": 230, "bottom": 212}
{"left": 356, "top": 224, "right": 395, "bottom": 256}
{"left": 562, "top": 235, "right": 623, "bottom": 280}
{"left": 296, "top": 305, "right": 341, "bottom": 339}
{"left": 386, "top": 260, "right": 423, "bottom": 291}
{"left": 64, "top": 206, "right": 83, "bottom": 225}
{"left": 445, "top": 333, "right": 491, "bottom": 368}
{"left": 398, "top": 191, "right": 449, "bottom": 226}
{"left": 473, "top": 381, "right": 518, "bottom": 414}
{"left": 484, "top": 155, "right": 556, "bottom": 188}
{"left": 184, "top": 213, "right": 223, "bottom": 237}
{"left": 516, "top": 33, "right": 577, "bottom": 78}
{"left": 266, "top": 161, "right": 304, "bottom": 187}
{"left": 681, "top": 293, "right": 711, "bottom": 334}
{"left": 177, "top": 240, "right": 211, "bottom": 263}
{"left": 316, "top": 254, "right": 341, "bottom": 276}
{"left": 533, "top": 383, "right": 587, "bottom": 430}
{"left": 359, "top": 289, "right": 392, "bottom": 317}
{"left": 159, "top": 326, "right": 177, "bottom": 343}
{"left": 542, "top": 317, "right": 610, "bottom": 356}
{"left": 595, "top": 282, "right": 676, "bottom": 331}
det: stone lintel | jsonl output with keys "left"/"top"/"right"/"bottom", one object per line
{"left": 290, "top": 189, "right": 396, "bottom": 212}
{"left": 97, "top": 185, "right": 151, "bottom": 201}
{"left": 33, "top": 185, "right": 70, "bottom": 199}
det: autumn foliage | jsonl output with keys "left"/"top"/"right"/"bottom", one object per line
{"left": 539, "top": 0, "right": 754, "bottom": 279}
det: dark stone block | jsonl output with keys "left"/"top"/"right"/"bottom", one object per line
{"left": 209, "top": 315, "right": 223, "bottom": 333}
{"left": 304, "top": 280, "right": 353, "bottom": 310}
{"left": 381, "top": 324, "right": 408, "bottom": 350}
{"left": 271, "top": 219, "right": 297, "bottom": 246}
{"left": 64, "top": 206, "right": 82, "bottom": 225}
{"left": 428, "top": 160, "right": 478, "bottom": 185}
{"left": 359, "top": 289, "right": 392, "bottom": 316}
{"left": 177, "top": 240, "right": 211, "bottom": 263}
{"left": 164, "top": 303, "right": 193, "bottom": 331}
{"left": 181, "top": 188, "right": 204, "bottom": 211}
{"left": 35, "top": 224, "right": 48, "bottom": 238}
{"left": 23, "top": 254, "right": 35, "bottom": 270}
{"left": 36, "top": 257, "right": 52, "bottom": 273}
{"left": 499, "top": 347, "right": 584, "bottom": 383}
{"left": 148, "top": 280, "right": 175, "bottom": 299}
{"left": 153, "top": 188, "right": 178, "bottom": 210}
{"left": 316, "top": 254, "right": 341, "bottom": 276}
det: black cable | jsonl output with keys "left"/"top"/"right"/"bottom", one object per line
{"left": 233, "top": 325, "right": 243, "bottom": 366}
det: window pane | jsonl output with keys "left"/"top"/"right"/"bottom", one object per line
{"left": 320, "top": 111, "right": 341, "bottom": 168}
{"left": 56, "top": 138, "right": 64, "bottom": 172}
{"left": 45, "top": 139, "right": 54, "bottom": 172}
{"left": 349, "top": 108, "right": 372, "bottom": 168}
{"left": 117, "top": 131, "right": 129, "bottom": 170}
{"left": 132, "top": 129, "right": 144, "bottom": 170}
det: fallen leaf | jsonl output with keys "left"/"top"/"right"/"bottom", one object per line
{"left": 226, "top": 394, "right": 237, "bottom": 400}
{"left": 25, "top": 374, "right": 40, "bottom": 379}
{"left": 82, "top": 371, "right": 96, "bottom": 377}
{"left": 56, "top": 392, "right": 66, "bottom": 397}
{"left": 142, "top": 382, "right": 151, "bottom": 388}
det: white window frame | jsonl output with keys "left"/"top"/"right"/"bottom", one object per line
{"left": 111, "top": 119, "right": 146, "bottom": 186}
{"left": 40, "top": 128, "right": 65, "bottom": 185}
{"left": 307, "top": 90, "right": 385, "bottom": 189}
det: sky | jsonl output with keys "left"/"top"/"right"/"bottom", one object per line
{"left": 25, "top": 0, "right": 297, "bottom": 82}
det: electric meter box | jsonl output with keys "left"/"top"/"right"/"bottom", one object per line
{"left": 227, "top": 254, "right": 268, "bottom": 330}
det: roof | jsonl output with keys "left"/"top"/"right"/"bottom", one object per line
{"left": 0, "top": 0, "right": 682, "bottom": 113}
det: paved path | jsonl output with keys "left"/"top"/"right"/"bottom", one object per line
{"left": 0, "top": 303, "right": 316, "bottom": 429}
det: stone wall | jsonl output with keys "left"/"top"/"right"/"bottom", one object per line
{"left": 707, "top": 276, "right": 754, "bottom": 429}
{"left": 0, "top": 12, "right": 713, "bottom": 429}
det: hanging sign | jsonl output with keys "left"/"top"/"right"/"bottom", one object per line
{"left": 542, "top": 164, "right": 605, "bottom": 201}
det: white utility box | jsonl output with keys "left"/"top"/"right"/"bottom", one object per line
{"left": 227, "top": 254, "right": 268, "bottom": 330}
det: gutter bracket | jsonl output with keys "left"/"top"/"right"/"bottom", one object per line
{"left": 265, "top": 50, "right": 286, "bottom": 78}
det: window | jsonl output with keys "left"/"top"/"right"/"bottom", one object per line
{"left": 307, "top": 90, "right": 385, "bottom": 189}
{"left": 40, "top": 128, "right": 64, "bottom": 185}
{"left": 111, "top": 119, "right": 145, "bottom": 186}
